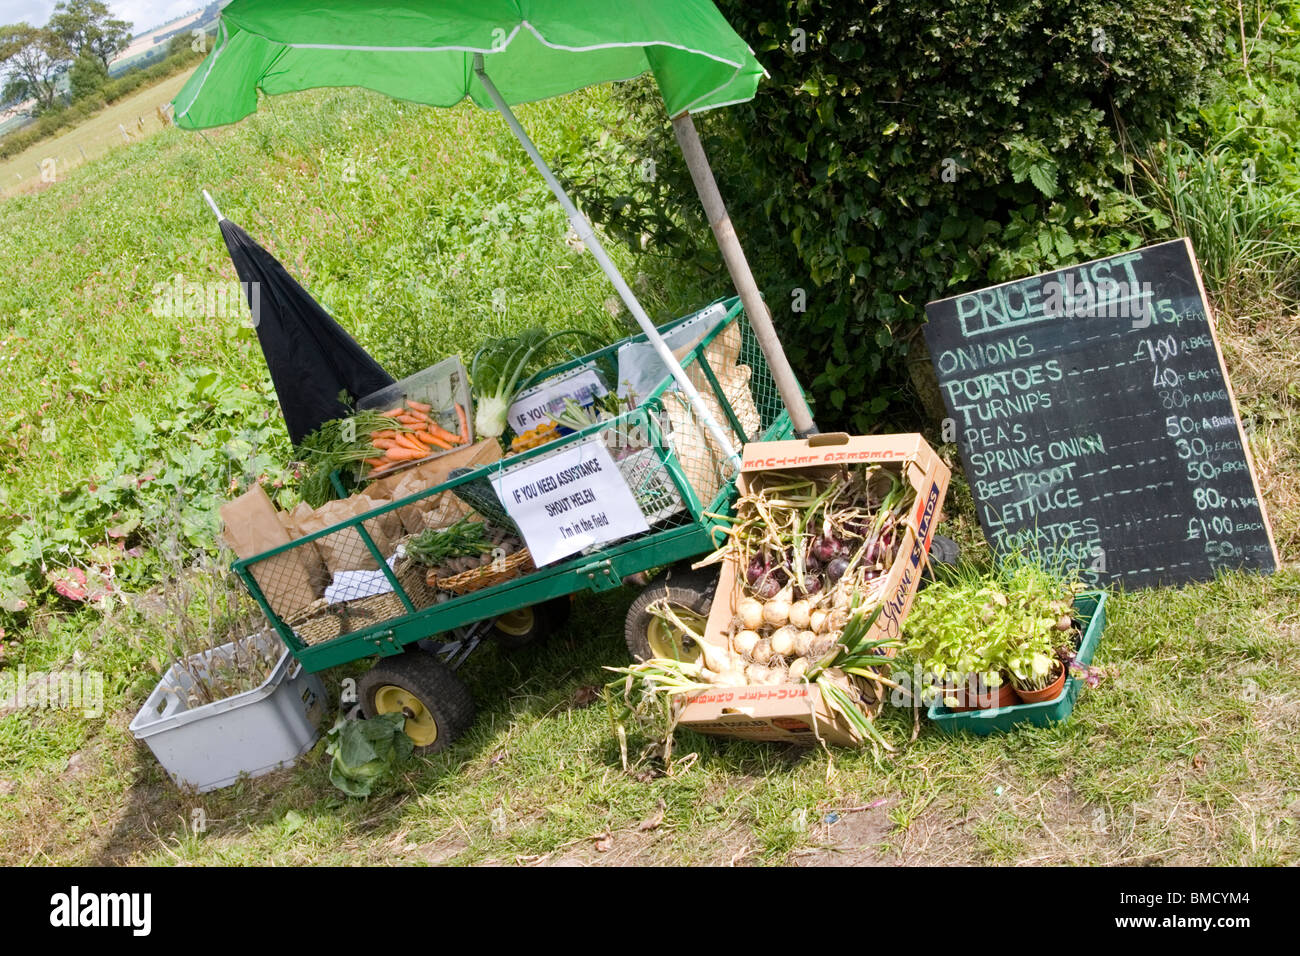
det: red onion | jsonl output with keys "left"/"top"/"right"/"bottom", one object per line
{"left": 826, "top": 557, "right": 850, "bottom": 582}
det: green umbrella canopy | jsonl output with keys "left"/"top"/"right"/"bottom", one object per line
{"left": 173, "top": 0, "right": 765, "bottom": 128}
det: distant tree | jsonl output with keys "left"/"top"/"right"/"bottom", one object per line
{"left": 0, "top": 24, "right": 73, "bottom": 114}
{"left": 68, "top": 52, "right": 108, "bottom": 100}
{"left": 48, "top": 0, "right": 131, "bottom": 71}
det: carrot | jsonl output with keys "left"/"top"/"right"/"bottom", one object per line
{"left": 372, "top": 438, "right": 396, "bottom": 450}
{"left": 371, "top": 429, "right": 398, "bottom": 439}
{"left": 404, "top": 399, "right": 432, "bottom": 413}
{"left": 367, "top": 463, "right": 397, "bottom": 478}
{"left": 363, "top": 457, "right": 387, "bottom": 468}
{"left": 384, "top": 446, "right": 426, "bottom": 462}
{"left": 394, "top": 433, "right": 427, "bottom": 453}
{"left": 416, "top": 429, "right": 454, "bottom": 451}
{"left": 455, "top": 403, "right": 470, "bottom": 445}
{"left": 426, "top": 420, "right": 461, "bottom": 445}
{"left": 396, "top": 413, "right": 427, "bottom": 427}
{"left": 381, "top": 406, "right": 405, "bottom": 417}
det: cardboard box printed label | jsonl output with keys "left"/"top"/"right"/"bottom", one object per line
{"left": 678, "top": 432, "right": 951, "bottom": 748}
{"left": 492, "top": 436, "right": 649, "bottom": 566}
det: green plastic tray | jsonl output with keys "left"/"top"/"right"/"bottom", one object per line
{"left": 926, "top": 591, "right": 1108, "bottom": 736}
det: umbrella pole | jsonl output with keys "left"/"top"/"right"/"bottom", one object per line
{"left": 671, "top": 113, "right": 817, "bottom": 437}
{"left": 472, "top": 55, "right": 740, "bottom": 467}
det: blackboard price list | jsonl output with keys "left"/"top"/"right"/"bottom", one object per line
{"left": 925, "top": 239, "right": 1276, "bottom": 589}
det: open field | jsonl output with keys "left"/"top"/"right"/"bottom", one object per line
{"left": 0, "top": 69, "right": 195, "bottom": 199}
{"left": 0, "top": 72, "right": 1297, "bottom": 865}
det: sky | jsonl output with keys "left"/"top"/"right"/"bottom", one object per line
{"left": 0, "top": 1, "right": 201, "bottom": 34}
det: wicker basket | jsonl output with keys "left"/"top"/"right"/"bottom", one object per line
{"left": 433, "top": 549, "right": 534, "bottom": 595}
{"left": 284, "top": 591, "right": 408, "bottom": 646}
{"left": 394, "top": 555, "right": 438, "bottom": 610}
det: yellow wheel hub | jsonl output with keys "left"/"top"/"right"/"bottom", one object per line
{"left": 646, "top": 607, "right": 707, "bottom": 662}
{"left": 494, "top": 607, "right": 535, "bottom": 637}
{"left": 373, "top": 684, "right": 439, "bottom": 747}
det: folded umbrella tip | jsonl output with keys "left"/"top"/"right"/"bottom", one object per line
{"left": 202, "top": 189, "right": 225, "bottom": 222}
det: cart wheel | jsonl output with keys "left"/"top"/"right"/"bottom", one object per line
{"left": 490, "top": 596, "right": 572, "bottom": 649}
{"left": 359, "top": 652, "right": 475, "bottom": 753}
{"left": 624, "top": 568, "right": 716, "bottom": 664}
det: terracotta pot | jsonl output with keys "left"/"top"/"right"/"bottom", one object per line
{"left": 949, "top": 678, "right": 1017, "bottom": 712}
{"left": 1013, "top": 664, "right": 1067, "bottom": 705}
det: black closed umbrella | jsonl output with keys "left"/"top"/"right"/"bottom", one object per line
{"left": 215, "top": 203, "right": 394, "bottom": 445}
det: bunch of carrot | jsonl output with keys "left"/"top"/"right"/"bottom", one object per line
{"left": 363, "top": 399, "right": 472, "bottom": 479}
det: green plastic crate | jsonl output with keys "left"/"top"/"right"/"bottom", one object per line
{"left": 926, "top": 591, "right": 1108, "bottom": 736}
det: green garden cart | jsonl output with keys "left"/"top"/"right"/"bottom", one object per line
{"left": 233, "top": 296, "right": 797, "bottom": 749}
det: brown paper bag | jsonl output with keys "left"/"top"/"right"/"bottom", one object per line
{"left": 278, "top": 503, "right": 332, "bottom": 593}
{"left": 219, "top": 485, "right": 321, "bottom": 619}
{"left": 297, "top": 494, "right": 397, "bottom": 574}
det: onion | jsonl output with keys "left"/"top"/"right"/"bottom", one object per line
{"left": 746, "top": 553, "right": 769, "bottom": 585}
{"left": 794, "top": 629, "right": 816, "bottom": 657}
{"left": 716, "top": 669, "right": 747, "bottom": 686}
{"left": 811, "top": 535, "right": 838, "bottom": 563}
{"left": 750, "top": 639, "right": 773, "bottom": 664}
{"left": 770, "top": 625, "right": 797, "bottom": 656}
{"left": 810, "top": 609, "right": 830, "bottom": 634}
{"left": 696, "top": 640, "right": 734, "bottom": 675}
{"left": 802, "top": 575, "right": 824, "bottom": 596}
{"left": 826, "top": 556, "right": 850, "bottom": 582}
{"left": 788, "top": 599, "right": 812, "bottom": 630}
{"left": 762, "top": 663, "right": 788, "bottom": 685}
{"left": 737, "top": 597, "right": 764, "bottom": 630}
{"left": 732, "top": 629, "right": 761, "bottom": 657}
{"left": 804, "top": 554, "right": 822, "bottom": 574}
{"left": 762, "top": 598, "right": 791, "bottom": 627}
{"left": 812, "top": 635, "right": 837, "bottom": 658}
{"left": 752, "top": 574, "right": 781, "bottom": 599}
{"left": 788, "top": 658, "right": 808, "bottom": 681}
{"left": 745, "top": 663, "right": 771, "bottom": 684}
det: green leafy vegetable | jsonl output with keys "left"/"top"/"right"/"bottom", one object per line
{"left": 471, "top": 328, "right": 601, "bottom": 439}
{"left": 325, "top": 713, "right": 414, "bottom": 797}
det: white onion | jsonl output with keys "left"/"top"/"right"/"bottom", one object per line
{"left": 750, "top": 638, "right": 773, "bottom": 664}
{"left": 732, "top": 629, "right": 761, "bottom": 657}
{"left": 788, "top": 658, "right": 808, "bottom": 681}
{"left": 810, "top": 609, "right": 830, "bottom": 635}
{"left": 788, "top": 599, "right": 812, "bottom": 630}
{"left": 716, "top": 669, "right": 747, "bottom": 686}
{"left": 770, "top": 625, "right": 797, "bottom": 656}
{"left": 745, "top": 663, "right": 771, "bottom": 684}
{"left": 794, "top": 629, "right": 816, "bottom": 657}
{"left": 737, "top": 597, "right": 764, "bottom": 630}
{"left": 762, "top": 599, "right": 791, "bottom": 627}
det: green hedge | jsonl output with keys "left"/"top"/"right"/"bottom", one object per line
{"left": 582, "top": 0, "right": 1227, "bottom": 430}
{"left": 0, "top": 48, "right": 205, "bottom": 160}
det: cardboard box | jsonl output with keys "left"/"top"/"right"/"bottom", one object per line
{"left": 677, "top": 432, "right": 951, "bottom": 746}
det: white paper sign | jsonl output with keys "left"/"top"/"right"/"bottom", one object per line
{"left": 507, "top": 364, "right": 607, "bottom": 434}
{"left": 491, "top": 437, "right": 649, "bottom": 566}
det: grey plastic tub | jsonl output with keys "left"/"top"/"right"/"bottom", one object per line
{"left": 129, "top": 631, "right": 327, "bottom": 793}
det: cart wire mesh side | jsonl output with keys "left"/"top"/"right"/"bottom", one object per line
{"left": 233, "top": 297, "right": 798, "bottom": 665}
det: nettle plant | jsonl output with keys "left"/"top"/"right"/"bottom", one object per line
{"left": 903, "top": 557, "right": 1080, "bottom": 704}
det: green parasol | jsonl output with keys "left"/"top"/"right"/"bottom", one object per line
{"left": 175, "top": 0, "right": 816, "bottom": 453}
{"left": 174, "top": 0, "right": 765, "bottom": 128}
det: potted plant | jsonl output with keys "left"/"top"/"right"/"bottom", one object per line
{"left": 902, "top": 577, "right": 1016, "bottom": 711}
{"left": 128, "top": 525, "right": 327, "bottom": 792}
{"left": 903, "top": 557, "right": 1082, "bottom": 711}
